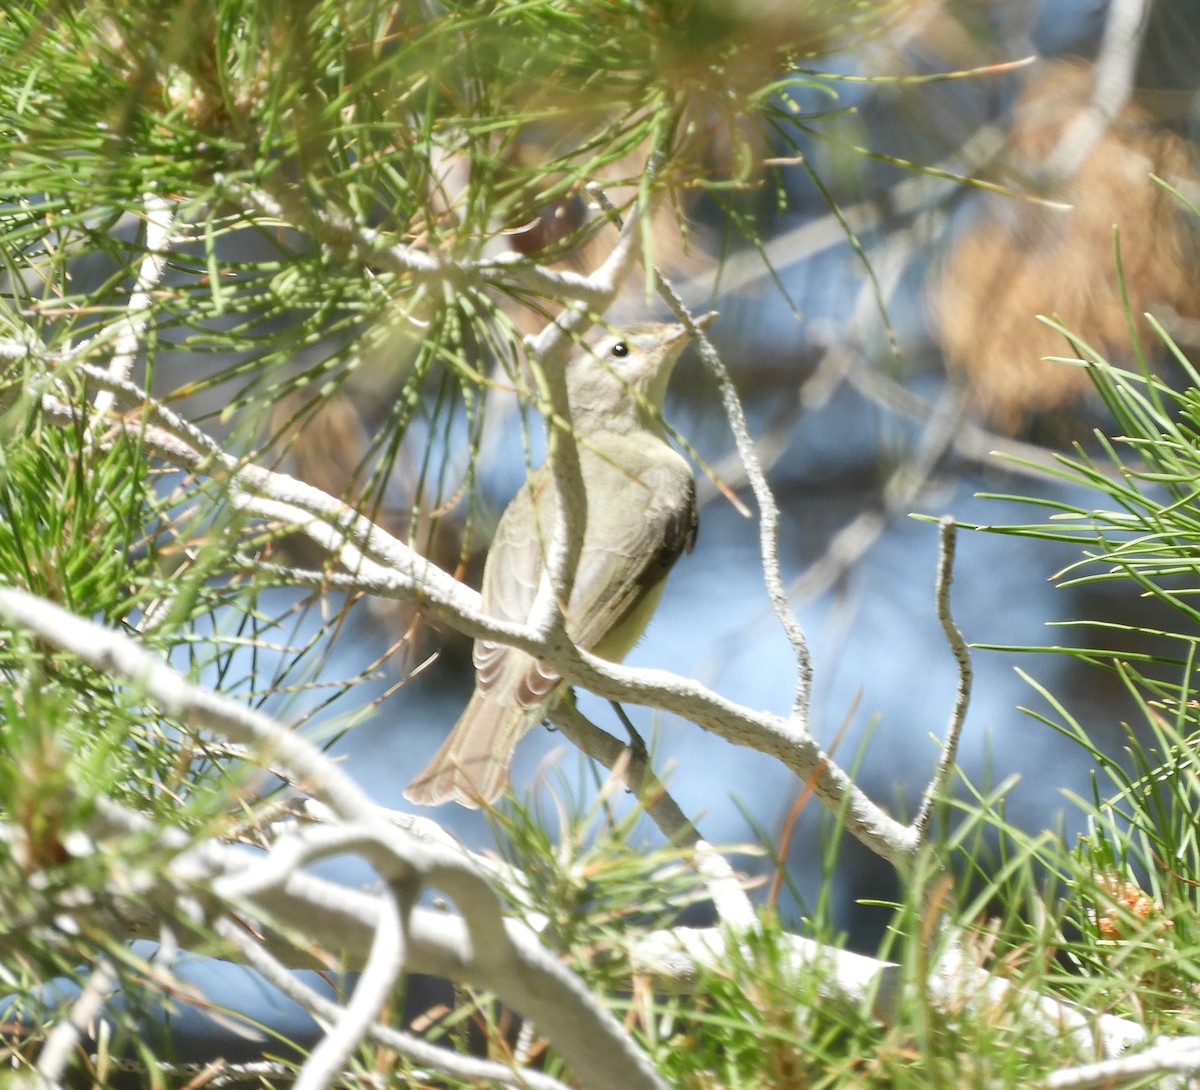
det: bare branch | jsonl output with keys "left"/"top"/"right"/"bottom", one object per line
{"left": 211, "top": 915, "right": 579, "bottom": 1090}
{"left": 292, "top": 883, "right": 406, "bottom": 1090}
{"left": 930, "top": 943, "right": 1148, "bottom": 1062}
{"left": 520, "top": 167, "right": 656, "bottom": 643}
{"left": 655, "top": 271, "right": 814, "bottom": 721}
{"left": 629, "top": 924, "right": 900, "bottom": 1015}
{"left": 548, "top": 698, "right": 698, "bottom": 845}
{"left": 90, "top": 192, "right": 179, "bottom": 421}
{"left": 911, "top": 516, "right": 973, "bottom": 842}
{"left": 1041, "top": 1034, "right": 1200, "bottom": 1090}
{"left": 564, "top": 649, "right": 916, "bottom": 861}
{"left": 96, "top": 1060, "right": 300, "bottom": 1088}
{"left": 693, "top": 840, "right": 756, "bottom": 930}
{"left": 688, "top": 123, "right": 1015, "bottom": 303}
{"left": 0, "top": 588, "right": 382, "bottom": 825}
{"left": 38, "top": 376, "right": 484, "bottom": 623}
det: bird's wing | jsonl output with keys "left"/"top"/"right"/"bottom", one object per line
{"left": 473, "top": 448, "right": 696, "bottom": 706}
{"left": 566, "top": 455, "right": 696, "bottom": 657}
{"left": 473, "top": 471, "right": 561, "bottom": 706}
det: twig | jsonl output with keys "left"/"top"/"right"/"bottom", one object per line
{"left": 0, "top": 589, "right": 384, "bottom": 826}
{"left": 692, "top": 840, "right": 756, "bottom": 930}
{"left": 95, "top": 1059, "right": 300, "bottom": 1088}
{"left": 293, "top": 882, "right": 406, "bottom": 1090}
{"left": 519, "top": 166, "right": 655, "bottom": 644}
{"left": 38, "top": 378, "right": 484, "bottom": 621}
{"left": 592, "top": 181, "right": 814, "bottom": 718}
{"left": 657, "top": 273, "right": 814, "bottom": 721}
{"left": 90, "top": 192, "right": 178, "bottom": 421}
{"left": 548, "top": 698, "right": 697, "bottom": 846}
{"left": 911, "top": 517, "right": 973, "bottom": 842}
{"left": 0, "top": 333, "right": 40, "bottom": 360}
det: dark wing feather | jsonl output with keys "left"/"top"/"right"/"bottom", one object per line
{"left": 567, "top": 457, "right": 696, "bottom": 656}
{"left": 473, "top": 439, "right": 696, "bottom": 707}
{"left": 473, "top": 470, "right": 560, "bottom": 706}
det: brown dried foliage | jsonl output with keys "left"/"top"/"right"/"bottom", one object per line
{"left": 932, "top": 59, "right": 1200, "bottom": 433}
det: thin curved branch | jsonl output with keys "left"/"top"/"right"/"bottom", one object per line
{"left": 548, "top": 697, "right": 699, "bottom": 846}
{"left": 561, "top": 648, "right": 915, "bottom": 861}
{"left": 292, "top": 882, "right": 406, "bottom": 1090}
{"left": 519, "top": 157, "right": 659, "bottom": 643}
{"left": 1041, "top": 1035, "right": 1200, "bottom": 1090}
{"left": 35, "top": 957, "right": 120, "bottom": 1090}
{"left": 657, "top": 273, "right": 814, "bottom": 721}
{"left": 911, "top": 517, "right": 973, "bottom": 842}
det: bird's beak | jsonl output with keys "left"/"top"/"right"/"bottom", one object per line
{"left": 695, "top": 310, "right": 718, "bottom": 330}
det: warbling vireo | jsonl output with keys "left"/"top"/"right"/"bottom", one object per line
{"left": 405, "top": 319, "right": 704, "bottom": 807}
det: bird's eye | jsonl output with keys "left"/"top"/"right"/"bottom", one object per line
{"left": 610, "top": 340, "right": 630, "bottom": 358}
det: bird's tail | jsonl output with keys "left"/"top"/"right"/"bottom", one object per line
{"left": 404, "top": 690, "right": 538, "bottom": 808}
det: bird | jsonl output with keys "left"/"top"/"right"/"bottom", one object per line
{"left": 404, "top": 318, "right": 706, "bottom": 807}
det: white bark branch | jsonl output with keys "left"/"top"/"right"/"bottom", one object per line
{"left": 87, "top": 801, "right": 599, "bottom": 1090}
{"left": 548, "top": 697, "right": 698, "bottom": 844}
{"left": 292, "top": 882, "right": 406, "bottom": 1090}
{"left": 210, "top": 915, "right": 580, "bottom": 1090}
{"left": 657, "top": 272, "right": 815, "bottom": 720}
{"left": 1041, "top": 1034, "right": 1200, "bottom": 1090}
{"left": 90, "top": 192, "right": 178, "bottom": 421}
{"left": 519, "top": 168, "right": 656, "bottom": 644}
{"left": 912, "top": 517, "right": 973, "bottom": 841}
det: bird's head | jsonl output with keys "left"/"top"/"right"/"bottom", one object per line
{"left": 565, "top": 314, "right": 714, "bottom": 433}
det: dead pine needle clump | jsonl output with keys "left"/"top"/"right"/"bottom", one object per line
{"left": 931, "top": 58, "right": 1200, "bottom": 435}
